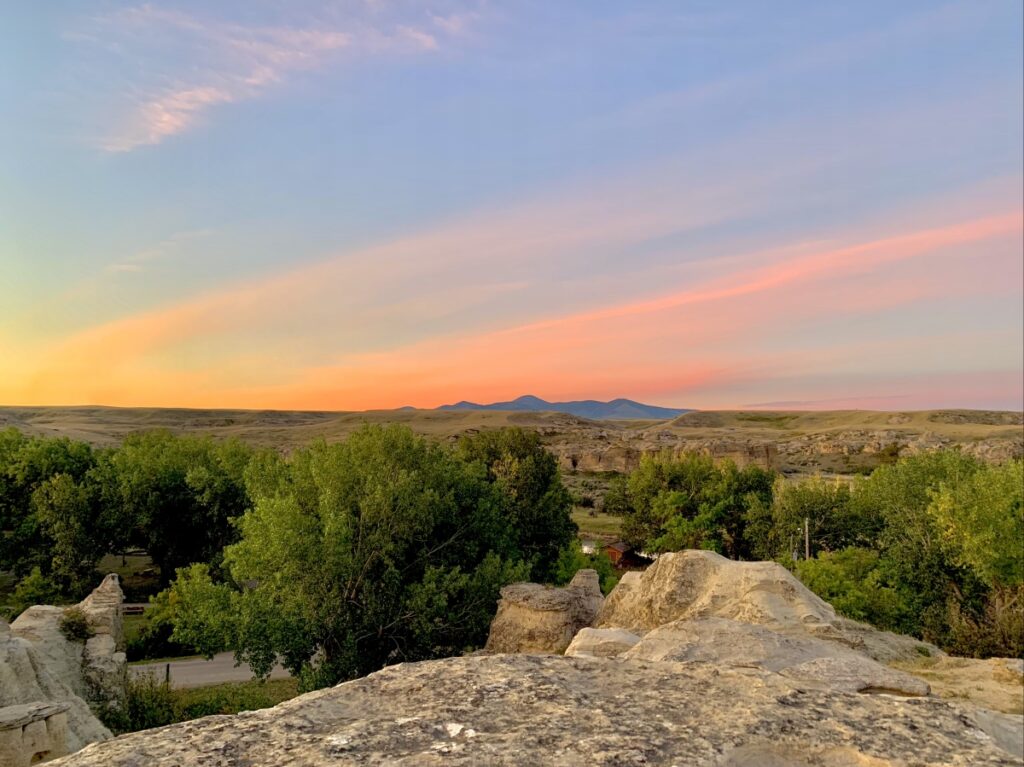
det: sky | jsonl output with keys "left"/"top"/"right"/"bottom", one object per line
{"left": 0, "top": 0, "right": 1021, "bottom": 411}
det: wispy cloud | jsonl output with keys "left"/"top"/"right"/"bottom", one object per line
{"left": 80, "top": 4, "right": 465, "bottom": 152}
{"left": 105, "top": 228, "right": 213, "bottom": 274}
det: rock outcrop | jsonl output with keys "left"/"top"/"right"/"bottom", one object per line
{"left": 484, "top": 569, "right": 602, "bottom": 654}
{"left": 51, "top": 654, "right": 1021, "bottom": 766}
{"left": 34, "top": 556, "right": 1024, "bottom": 765}
{"left": 563, "top": 627, "right": 640, "bottom": 658}
{"left": 0, "top": 619, "right": 110, "bottom": 753}
{"left": 0, "top": 702, "right": 70, "bottom": 767}
{"left": 10, "top": 575, "right": 127, "bottom": 708}
{"left": 596, "top": 550, "right": 938, "bottom": 662}
{"left": 623, "top": 616, "right": 929, "bottom": 695}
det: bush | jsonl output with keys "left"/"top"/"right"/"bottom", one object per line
{"left": 101, "top": 676, "right": 299, "bottom": 734}
{"left": 944, "top": 585, "right": 1024, "bottom": 658}
{"left": 101, "top": 672, "right": 176, "bottom": 734}
{"left": 58, "top": 607, "right": 94, "bottom": 642}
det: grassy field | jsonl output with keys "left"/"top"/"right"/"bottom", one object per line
{"left": 172, "top": 678, "right": 299, "bottom": 716}
{"left": 572, "top": 508, "right": 623, "bottom": 539}
{"left": 3, "top": 405, "right": 1019, "bottom": 449}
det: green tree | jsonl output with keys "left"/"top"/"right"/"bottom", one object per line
{"left": 853, "top": 450, "right": 983, "bottom": 641}
{"left": 794, "top": 548, "right": 909, "bottom": 630}
{"left": 928, "top": 460, "right": 1023, "bottom": 589}
{"left": 765, "top": 476, "right": 862, "bottom": 559}
{"left": 103, "top": 432, "right": 254, "bottom": 584}
{"left": 620, "top": 452, "right": 774, "bottom": 556}
{"left": 168, "top": 426, "right": 535, "bottom": 690}
{"left": 0, "top": 431, "right": 96, "bottom": 577}
{"left": 455, "top": 428, "right": 575, "bottom": 581}
{"left": 32, "top": 474, "right": 106, "bottom": 595}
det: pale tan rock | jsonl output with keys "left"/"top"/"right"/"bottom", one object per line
{"left": 624, "top": 617, "right": 929, "bottom": 696}
{"left": 890, "top": 655, "right": 1024, "bottom": 715}
{"left": 10, "top": 575, "right": 126, "bottom": 709}
{"left": 49, "top": 654, "right": 1020, "bottom": 766}
{"left": 596, "top": 550, "right": 939, "bottom": 662}
{"left": 0, "top": 702, "right": 70, "bottom": 767}
{"left": 484, "top": 569, "right": 603, "bottom": 654}
{"left": 0, "top": 619, "right": 110, "bottom": 753}
{"left": 564, "top": 627, "right": 640, "bottom": 658}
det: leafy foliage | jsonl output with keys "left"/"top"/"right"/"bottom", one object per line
{"left": 58, "top": 606, "right": 94, "bottom": 642}
{"left": 455, "top": 428, "right": 576, "bottom": 581}
{"left": 166, "top": 426, "right": 568, "bottom": 689}
{"left": 619, "top": 452, "right": 774, "bottom": 558}
{"left": 552, "top": 539, "right": 619, "bottom": 595}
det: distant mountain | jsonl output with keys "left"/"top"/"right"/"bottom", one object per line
{"left": 437, "top": 394, "right": 690, "bottom": 420}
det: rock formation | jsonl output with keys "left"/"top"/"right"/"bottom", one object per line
{"left": 36, "top": 556, "right": 1024, "bottom": 765}
{"left": 596, "top": 550, "right": 938, "bottom": 662}
{"left": 622, "top": 616, "right": 929, "bottom": 695}
{"left": 563, "top": 627, "right": 640, "bottom": 658}
{"left": 10, "top": 575, "right": 127, "bottom": 708}
{"left": 51, "top": 654, "right": 1021, "bottom": 766}
{"left": 484, "top": 569, "right": 602, "bottom": 654}
{"left": 0, "top": 618, "right": 109, "bottom": 754}
{"left": 0, "top": 702, "right": 70, "bottom": 767}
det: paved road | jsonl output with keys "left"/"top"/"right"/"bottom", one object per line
{"left": 130, "top": 652, "right": 291, "bottom": 689}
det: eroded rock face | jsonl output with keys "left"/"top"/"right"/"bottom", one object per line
{"left": 10, "top": 575, "right": 126, "bottom": 709}
{"left": 0, "top": 619, "right": 110, "bottom": 753}
{"left": 596, "top": 550, "right": 938, "bottom": 662}
{"left": 484, "top": 569, "right": 603, "bottom": 654}
{"left": 50, "top": 654, "right": 1021, "bottom": 767}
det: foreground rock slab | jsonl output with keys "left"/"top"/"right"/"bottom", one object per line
{"left": 52, "top": 654, "right": 1020, "bottom": 767}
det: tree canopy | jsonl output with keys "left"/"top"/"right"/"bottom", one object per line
{"left": 166, "top": 425, "right": 573, "bottom": 689}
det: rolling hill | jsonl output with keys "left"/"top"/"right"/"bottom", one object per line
{"left": 437, "top": 395, "right": 690, "bottom": 420}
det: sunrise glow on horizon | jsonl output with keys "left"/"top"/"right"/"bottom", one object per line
{"left": 2, "top": 1, "right": 1022, "bottom": 412}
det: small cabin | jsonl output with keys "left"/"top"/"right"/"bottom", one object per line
{"left": 604, "top": 541, "right": 651, "bottom": 568}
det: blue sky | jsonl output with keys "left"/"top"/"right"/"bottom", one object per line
{"left": 1, "top": 1, "right": 1021, "bottom": 409}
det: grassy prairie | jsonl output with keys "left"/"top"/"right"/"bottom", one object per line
{"left": 572, "top": 508, "right": 623, "bottom": 539}
{"left": 1, "top": 405, "right": 1019, "bottom": 477}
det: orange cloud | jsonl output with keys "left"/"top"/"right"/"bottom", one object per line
{"left": 2, "top": 196, "right": 1019, "bottom": 410}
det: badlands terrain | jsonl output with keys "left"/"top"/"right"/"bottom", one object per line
{"left": 1, "top": 406, "right": 1021, "bottom": 476}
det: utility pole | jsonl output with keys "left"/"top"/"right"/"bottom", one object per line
{"left": 804, "top": 517, "right": 810, "bottom": 561}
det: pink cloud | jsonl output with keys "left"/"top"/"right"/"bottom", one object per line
{"left": 90, "top": 6, "right": 462, "bottom": 151}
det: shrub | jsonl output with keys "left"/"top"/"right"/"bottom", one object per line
{"left": 58, "top": 607, "right": 94, "bottom": 642}
{"left": 100, "top": 672, "right": 176, "bottom": 734}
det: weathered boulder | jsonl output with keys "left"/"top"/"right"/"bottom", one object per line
{"left": 10, "top": 575, "right": 126, "bottom": 709}
{"left": 0, "top": 702, "right": 70, "bottom": 767}
{"left": 484, "top": 569, "right": 602, "bottom": 654}
{"left": 0, "top": 619, "right": 110, "bottom": 753}
{"left": 624, "top": 617, "right": 929, "bottom": 695}
{"left": 50, "top": 654, "right": 1020, "bottom": 766}
{"left": 564, "top": 627, "right": 641, "bottom": 658}
{"left": 596, "top": 550, "right": 938, "bottom": 662}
